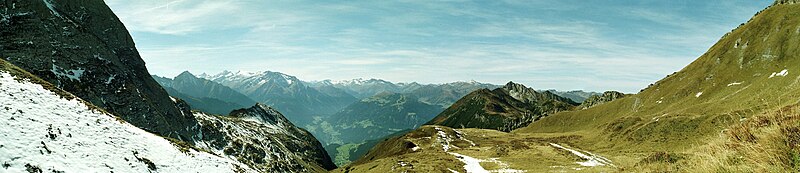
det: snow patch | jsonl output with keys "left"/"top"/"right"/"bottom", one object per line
{"left": 436, "top": 127, "right": 452, "bottom": 152}
{"left": 549, "top": 143, "right": 614, "bottom": 167}
{"left": 105, "top": 74, "right": 116, "bottom": 84}
{"left": 449, "top": 153, "right": 525, "bottom": 173}
{"left": 769, "top": 69, "right": 789, "bottom": 78}
{"left": 454, "top": 130, "right": 477, "bottom": 147}
{"left": 450, "top": 152, "right": 489, "bottom": 173}
{"left": 281, "top": 74, "right": 294, "bottom": 85}
{"left": 42, "top": 0, "right": 62, "bottom": 17}
{"left": 727, "top": 82, "right": 742, "bottom": 86}
{"left": 0, "top": 72, "right": 254, "bottom": 173}
{"left": 50, "top": 64, "right": 84, "bottom": 81}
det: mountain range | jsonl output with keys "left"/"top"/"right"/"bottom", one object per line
{"left": 307, "top": 78, "right": 424, "bottom": 99}
{"left": 547, "top": 90, "right": 602, "bottom": 103}
{"left": 195, "top": 71, "right": 505, "bottom": 165}
{"left": 153, "top": 69, "right": 613, "bottom": 167}
{"left": 200, "top": 71, "right": 359, "bottom": 126}
{"left": 153, "top": 71, "right": 256, "bottom": 115}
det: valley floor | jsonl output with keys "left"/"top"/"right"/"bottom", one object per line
{"left": 335, "top": 126, "right": 622, "bottom": 172}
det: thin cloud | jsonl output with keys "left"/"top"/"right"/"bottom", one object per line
{"left": 105, "top": 0, "right": 771, "bottom": 93}
{"left": 107, "top": 0, "right": 243, "bottom": 35}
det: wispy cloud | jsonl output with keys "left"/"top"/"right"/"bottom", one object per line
{"left": 106, "top": 0, "right": 772, "bottom": 93}
{"left": 106, "top": 0, "right": 247, "bottom": 35}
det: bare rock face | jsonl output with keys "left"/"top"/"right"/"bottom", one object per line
{"left": 774, "top": 0, "right": 800, "bottom": 5}
{"left": 0, "top": 0, "right": 201, "bottom": 141}
{"left": 504, "top": 82, "right": 578, "bottom": 106}
{"left": 578, "top": 91, "right": 627, "bottom": 109}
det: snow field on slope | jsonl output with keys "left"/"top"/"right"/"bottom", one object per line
{"left": 0, "top": 72, "right": 254, "bottom": 173}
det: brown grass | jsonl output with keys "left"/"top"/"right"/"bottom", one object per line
{"left": 685, "top": 104, "right": 800, "bottom": 172}
{"left": 627, "top": 104, "right": 800, "bottom": 172}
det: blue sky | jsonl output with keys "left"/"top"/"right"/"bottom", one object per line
{"left": 105, "top": 0, "right": 772, "bottom": 93}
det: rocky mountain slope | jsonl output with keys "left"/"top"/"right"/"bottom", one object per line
{"left": 340, "top": 1, "right": 800, "bottom": 172}
{"left": 426, "top": 82, "right": 577, "bottom": 132}
{"left": 0, "top": 60, "right": 256, "bottom": 173}
{"left": 0, "top": 0, "right": 200, "bottom": 141}
{"left": 202, "top": 71, "right": 358, "bottom": 126}
{"left": 193, "top": 104, "right": 336, "bottom": 172}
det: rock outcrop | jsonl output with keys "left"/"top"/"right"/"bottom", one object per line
{"left": 578, "top": 91, "right": 627, "bottom": 109}
{"left": 193, "top": 103, "right": 337, "bottom": 172}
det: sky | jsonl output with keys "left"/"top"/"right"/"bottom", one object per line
{"left": 105, "top": 0, "right": 772, "bottom": 93}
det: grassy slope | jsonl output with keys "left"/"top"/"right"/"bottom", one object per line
{"left": 520, "top": 1, "right": 800, "bottom": 150}
{"left": 338, "top": 2, "right": 800, "bottom": 172}
{"left": 512, "top": 2, "right": 800, "bottom": 171}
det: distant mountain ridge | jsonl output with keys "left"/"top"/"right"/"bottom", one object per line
{"left": 308, "top": 78, "right": 424, "bottom": 99}
{"left": 156, "top": 71, "right": 257, "bottom": 107}
{"left": 153, "top": 72, "right": 256, "bottom": 115}
{"left": 546, "top": 90, "right": 601, "bottom": 103}
{"left": 201, "top": 71, "right": 359, "bottom": 126}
